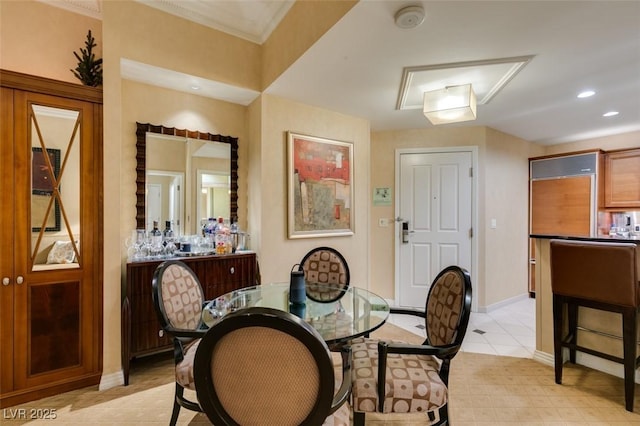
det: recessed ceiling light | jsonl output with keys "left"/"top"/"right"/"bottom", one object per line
{"left": 577, "top": 90, "right": 595, "bottom": 98}
{"left": 603, "top": 111, "right": 619, "bottom": 117}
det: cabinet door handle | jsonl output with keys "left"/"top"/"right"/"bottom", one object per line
{"left": 16, "top": 276, "right": 24, "bottom": 285}
{"left": 229, "top": 267, "right": 235, "bottom": 274}
{"left": 2, "top": 277, "right": 9, "bottom": 286}
{"left": 158, "top": 329, "right": 164, "bottom": 337}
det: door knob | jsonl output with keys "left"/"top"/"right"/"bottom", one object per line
{"left": 16, "top": 276, "right": 24, "bottom": 284}
{"left": 2, "top": 277, "right": 9, "bottom": 286}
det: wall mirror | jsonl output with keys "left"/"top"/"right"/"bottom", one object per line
{"left": 135, "top": 123, "right": 238, "bottom": 235}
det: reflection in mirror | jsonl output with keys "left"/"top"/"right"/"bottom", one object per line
{"left": 194, "top": 140, "right": 231, "bottom": 227}
{"left": 197, "top": 170, "right": 231, "bottom": 224}
{"left": 136, "top": 123, "right": 238, "bottom": 236}
{"left": 146, "top": 170, "right": 184, "bottom": 235}
{"left": 30, "top": 104, "right": 81, "bottom": 270}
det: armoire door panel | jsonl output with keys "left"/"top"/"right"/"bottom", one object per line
{"left": 1, "top": 70, "right": 102, "bottom": 407}
{"left": 1, "top": 87, "right": 16, "bottom": 395}
{"left": 29, "top": 281, "right": 81, "bottom": 375}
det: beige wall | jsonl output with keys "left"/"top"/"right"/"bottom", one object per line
{"left": 484, "top": 128, "right": 544, "bottom": 306}
{"left": 107, "top": 1, "right": 261, "bottom": 91}
{"left": 544, "top": 130, "right": 640, "bottom": 156}
{"left": 370, "top": 127, "right": 543, "bottom": 308}
{"left": 102, "top": 0, "right": 258, "bottom": 385}
{"left": 112, "top": 80, "right": 248, "bottom": 381}
{"left": 251, "top": 94, "right": 371, "bottom": 285}
{"left": 0, "top": 1, "right": 102, "bottom": 83}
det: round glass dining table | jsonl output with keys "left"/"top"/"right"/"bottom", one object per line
{"left": 202, "top": 283, "right": 390, "bottom": 345}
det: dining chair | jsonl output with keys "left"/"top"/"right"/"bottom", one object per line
{"left": 350, "top": 265, "right": 472, "bottom": 425}
{"left": 151, "top": 260, "right": 206, "bottom": 425}
{"left": 299, "top": 246, "right": 350, "bottom": 302}
{"left": 193, "top": 307, "right": 352, "bottom": 426}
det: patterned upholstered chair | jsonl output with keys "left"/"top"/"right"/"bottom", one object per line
{"left": 193, "top": 307, "right": 353, "bottom": 426}
{"left": 299, "top": 246, "right": 350, "bottom": 303}
{"left": 351, "top": 265, "right": 472, "bottom": 425}
{"left": 152, "top": 260, "right": 206, "bottom": 425}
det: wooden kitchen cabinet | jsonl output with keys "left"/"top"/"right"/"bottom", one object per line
{"left": 604, "top": 148, "right": 640, "bottom": 208}
{"left": 121, "top": 252, "right": 258, "bottom": 384}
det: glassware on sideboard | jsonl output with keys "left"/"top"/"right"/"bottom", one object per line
{"left": 126, "top": 224, "right": 251, "bottom": 262}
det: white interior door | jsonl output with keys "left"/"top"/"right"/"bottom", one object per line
{"left": 147, "top": 183, "right": 162, "bottom": 231}
{"left": 168, "top": 175, "right": 183, "bottom": 236}
{"left": 397, "top": 150, "right": 473, "bottom": 308}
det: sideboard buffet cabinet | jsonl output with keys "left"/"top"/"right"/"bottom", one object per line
{"left": 121, "top": 252, "right": 258, "bottom": 384}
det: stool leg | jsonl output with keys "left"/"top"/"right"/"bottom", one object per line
{"left": 568, "top": 303, "right": 578, "bottom": 364}
{"left": 622, "top": 308, "right": 636, "bottom": 412}
{"left": 552, "top": 295, "right": 564, "bottom": 384}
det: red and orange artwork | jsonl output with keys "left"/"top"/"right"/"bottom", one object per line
{"left": 288, "top": 133, "right": 353, "bottom": 238}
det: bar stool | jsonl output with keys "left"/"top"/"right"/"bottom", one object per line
{"left": 550, "top": 239, "right": 639, "bottom": 412}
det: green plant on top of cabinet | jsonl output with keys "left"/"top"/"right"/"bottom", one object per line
{"left": 604, "top": 148, "right": 640, "bottom": 208}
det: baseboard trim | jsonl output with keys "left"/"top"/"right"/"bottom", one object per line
{"left": 533, "top": 350, "right": 554, "bottom": 367}
{"left": 99, "top": 370, "right": 124, "bottom": 391}
{"left": 477, "top": 292, "right": 531, "bottom": 314}
{"left": 574, "top": 352, "right": 640, "bottom": 384}
{"left": 532, "top": 349, "right": 640, "bottom": 383}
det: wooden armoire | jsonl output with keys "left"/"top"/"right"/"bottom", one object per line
{"left": 0, "top": 70, "right": 103, "bottom": 407}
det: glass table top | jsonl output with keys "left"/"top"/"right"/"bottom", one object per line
{"left": 202, "top": 282, "right": 390, "bottom": 344}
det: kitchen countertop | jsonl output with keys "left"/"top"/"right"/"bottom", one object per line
{"left": 530, "top": 234, "right": 640, "bottom": 243}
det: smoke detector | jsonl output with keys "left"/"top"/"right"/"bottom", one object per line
{"left": 394, "top": 5, "right": 425, "bottom": 29}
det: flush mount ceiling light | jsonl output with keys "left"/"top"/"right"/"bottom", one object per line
{"left": 394, "top": 5, "right": 425, "bottom": 29}
{"left": 397, "top": 56, "right": 534, "bottom": 112}
{"left": 423, "top": 84, "right": 477, "bottom": 125}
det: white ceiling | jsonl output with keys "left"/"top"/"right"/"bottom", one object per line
{"left": 50, "top": 0, "right": 640, "bottom": 145}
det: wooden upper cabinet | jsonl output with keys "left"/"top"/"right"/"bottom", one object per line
{"left": 604, "top": 148, "right": 640, "bottom": 208}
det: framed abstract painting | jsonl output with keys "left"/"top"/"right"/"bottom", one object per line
{"left": 287, "top": 132, "right": 354, "bottom": 239}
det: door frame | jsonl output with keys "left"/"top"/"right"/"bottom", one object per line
{"left": 394, "top": 146, "right": 479, "bottom": 312}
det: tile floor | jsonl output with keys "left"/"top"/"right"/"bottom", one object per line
{"left": 389, "top": 296, "right": 536, "bottom": 358}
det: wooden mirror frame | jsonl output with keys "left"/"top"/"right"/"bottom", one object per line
{"left": 135, "top": 122, "right": 238, "bottom": 230}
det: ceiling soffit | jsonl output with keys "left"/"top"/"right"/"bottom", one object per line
{"left": 37, "top": 0, "right": 102, "bottom": 19}
{"left": 397, "top": 55, "right": 535, "bottom": 110}
{"left": 134, "top": 0, "right": 295, "bottom": 44}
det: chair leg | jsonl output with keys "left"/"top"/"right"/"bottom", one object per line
{"left": 353, "top": 411, "right": 365, "bottom": 426}
{"left": 622, "top": 308, "right": 637, "bottom": 412}
{"left": 170, "top": 383, "right": 183, "bottom": 426}
{"left": 552, "top": 295, "right": 564, "bottom": 384}
{"left": 567, "top": 303, "right": 578, "bottom": 364}
{"left": 436, "top": 404, "right": 449, "bottom": 425}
